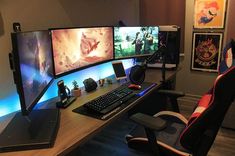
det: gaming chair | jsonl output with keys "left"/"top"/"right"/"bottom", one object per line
{"left": 126, "top": 40, "right": 235, "bottom": 156}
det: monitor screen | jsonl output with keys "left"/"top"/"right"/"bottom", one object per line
{"left": 114, "top": 26, "right": 159, "bottom": 59}
{"left": 51, "top": 27, "right": 114, "bottom": 77}
{"left": 11, "top": 30, "right": 54, "bottom": 115}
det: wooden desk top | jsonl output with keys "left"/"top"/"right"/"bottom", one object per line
{"left": 0, "top": 69, "right": 177, "bottom": 156}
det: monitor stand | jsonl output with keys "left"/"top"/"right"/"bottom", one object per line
{"left": 0, "top": 108, "right": 60, "bottom": 153}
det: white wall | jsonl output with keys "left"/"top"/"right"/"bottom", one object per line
{"left": 0, "top": 0, "right": 139, "bottom": 99}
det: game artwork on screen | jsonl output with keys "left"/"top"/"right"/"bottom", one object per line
{"left": 17, "top": 31, "right": 53, "bottom": 108}
{"left": 51, "top": 27, "right": 113, "bottom": 75}
{"left": 114, "top": 26, "right": 159, "bottom": 59}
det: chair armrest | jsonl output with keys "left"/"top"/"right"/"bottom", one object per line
{"left": 158, "top": 90, "right": 185, "bottom": 98}
{"left": 130, "top": 113, "right": 167, "bottom": 131}
{"left": 154, "top": 111, "right": 188, "bottom": 124}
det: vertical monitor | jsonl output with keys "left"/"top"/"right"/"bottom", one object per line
{"left": 157, "top": 26, "right": 181, "bottom": 65}
{"left": 51, "top": 27, "right": 114, "bottom": 77}
{"left": 114, "top": 26, "right": 159, "bottom": 59}
{"left": 11, "top": 30, "right": 54, "bottom": 115}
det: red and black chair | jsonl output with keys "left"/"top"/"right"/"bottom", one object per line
{"left": 126, "top": 40, "right": 235, "bottom": 156}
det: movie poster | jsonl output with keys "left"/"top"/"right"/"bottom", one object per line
{"left": 191, "top": 32, "right": 223, "bottom": 72}
{"left": 194, "top": 0, "right": 227, "bottom": 29}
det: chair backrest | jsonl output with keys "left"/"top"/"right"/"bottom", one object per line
{"left": 179, "top": 66, "right": 235, "bottom": 155}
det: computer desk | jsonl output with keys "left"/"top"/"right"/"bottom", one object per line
{"left": 0, "top": 68, "right": 178, "bottom": 156}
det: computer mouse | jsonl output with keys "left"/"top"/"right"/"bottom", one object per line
{"left": 128, "top": 84, "right": 141, "bottom": 90}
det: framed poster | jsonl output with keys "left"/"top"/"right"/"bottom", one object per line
{"left": 191, "top": 32, "right": 223, "bottom": 72}
{"left": 194, "top": 0, "right": 227, "bottom": 29}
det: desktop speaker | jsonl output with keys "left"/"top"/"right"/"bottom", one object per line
{"left": 83, "top": 78, "right": 97, "bottom": 92}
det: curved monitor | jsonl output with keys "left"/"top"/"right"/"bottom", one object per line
{"left": 114, "top": 26, "right": 159, "bottom": 59}
{"left": 11, "top": 30, "right": 54, "bottom": 115}
{"left": 50, "top": 26, "right": 114, "bottom": 77}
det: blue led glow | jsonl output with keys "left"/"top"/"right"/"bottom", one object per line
{"left": 0, "top": 92, "right": 20, "bottom": 117}
{"left": 0, "top": 59, "right": 134, "bottom": 117}
{"left": 136, "top": 83, "right": 157, "bottom": 97}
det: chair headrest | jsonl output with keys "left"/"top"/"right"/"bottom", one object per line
{"left": 219, "top": 39, "right": 235, "bottom": 74}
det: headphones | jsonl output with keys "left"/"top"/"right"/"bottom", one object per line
{"left": 129, "top": 64, "right": 146, "bottom": 85}
{"left": 129, "top": 46, "right": 167, "bottom": 85}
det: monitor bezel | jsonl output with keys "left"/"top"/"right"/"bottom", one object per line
{"left": 113, "top": 26, "right": 159, "bottom": 60}
{"left": 49, "top": 26, "right": 115, "bottom": 78}
{"left": 11, "top": 30, "right": 54, "bottom": 116}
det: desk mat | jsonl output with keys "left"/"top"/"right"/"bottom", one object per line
{"left": 72, "top": 82, "right": 157, "bottom": 120}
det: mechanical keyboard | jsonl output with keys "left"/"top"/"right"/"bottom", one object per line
{"left": 84, "top": 85, "right": 134, "bottom": 114}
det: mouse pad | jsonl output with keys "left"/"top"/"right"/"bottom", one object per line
{"left": 72, "top": 82, "right": 157, "bottom": 120}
